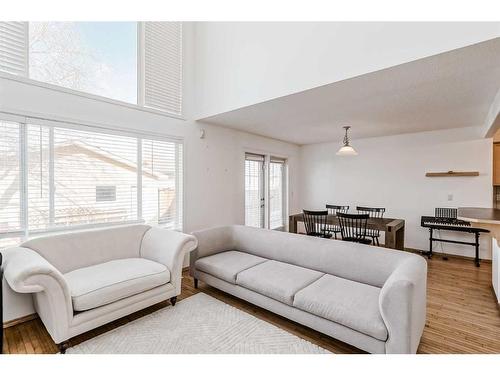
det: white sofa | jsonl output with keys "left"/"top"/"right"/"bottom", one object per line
{"left": 190, "top": 225, "right": 427, "bottom": 354}
{"left": 2, "top": 224, "right": 197, "bottom": 352}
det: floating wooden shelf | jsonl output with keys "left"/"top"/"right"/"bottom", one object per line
{"left": 425, "top": 171, "right": 479, "bottom": 177}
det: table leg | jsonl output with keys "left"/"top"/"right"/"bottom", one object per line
{"left": 385, "top": 228, "right": 396, "bottom": 249}
{"left": 395, "top": 226, "right": 405, "bottom": 250}
{"left": 385, "top": 224, "right": 405, "bottom": 250}
{"left": 289, "top": 216, "right": 298, "bottom": 233}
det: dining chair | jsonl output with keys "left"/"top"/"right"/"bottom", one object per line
{"left": 324, "top": 204, "right": 349, "bottom": 239}
{"left": 302, "top": 210, "right": 332, "bottom": 238}
{"left": 356, "top": 206, "right": 386, "bottom": 246}
{"left": 337, "top": 212, "right": 371, "bottom": 245}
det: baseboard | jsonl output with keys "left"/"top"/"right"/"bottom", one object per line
{"left": 405, "top": 247, "right": 492, "bottom": 263}
{"left": 3, "top": 313, "right": 38, "bottom": 328}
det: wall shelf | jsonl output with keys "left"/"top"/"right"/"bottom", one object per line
{"left": 425, "top": 171, "right": 479, "bottom": 177}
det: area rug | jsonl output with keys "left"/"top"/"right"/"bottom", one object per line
{"left": 67, "top": 293, "right": 330, "bottom": 354}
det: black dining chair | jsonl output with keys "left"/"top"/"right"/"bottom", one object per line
{"left": 302, "top": 210, "right": 332, "bottom": 238}
{"left": 324, "top": 204, "right": 349, "bottom": 239}
{"left": 357, "top": 206, "right": 386, "bottom": 246}
{"left": 337, "top": 212, "right": 371, "bottom": 245}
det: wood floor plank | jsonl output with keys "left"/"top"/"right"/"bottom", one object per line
{"left": 3, "top": 255, "right": 500, "bottom": 354}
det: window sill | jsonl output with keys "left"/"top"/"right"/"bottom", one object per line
{"left": 0, "top": 71, "right": 186, "bottom": 121}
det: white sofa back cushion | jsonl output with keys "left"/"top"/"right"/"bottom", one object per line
{"left": 200, "top": 225, "right": 412, "bottom": 288}
{"left": 22, "top": 225, "right": 151, "bottom": 273}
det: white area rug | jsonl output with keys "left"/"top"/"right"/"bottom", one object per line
{"left": 68, "top": 293, "right": 330, "bottom": 354}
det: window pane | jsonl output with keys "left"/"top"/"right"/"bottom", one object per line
{"left": 27, "top": 125, "right": 50, "bottom": 232}
{"left": 269, "top": 161, "right": 286, "bottom": 230}
{"left": 53, "top": 127, "right": 138, "bottom": 227}
{"left": 142, "top": 139, "right": 182, "bottom": 230}
{"left": 29, "top": 22, "right": 137, "bottom": 103}
{"left": 0, "top": 121, "right": 22, "bottom": 248}
{"left": 245, "top": 154, "right": 265, "bottom": 228}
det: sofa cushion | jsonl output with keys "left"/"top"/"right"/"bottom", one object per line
{"left": 236, "top": 260, "right": 324, "bottom": 305}
{"left": 293, "top": 274, "right": 387, "bottom": 341}
{"left": 195, "top": 250, "right": 267, "bottom": 284}
{"left": 64, "top": 258, "right": 170, "bottom": 311}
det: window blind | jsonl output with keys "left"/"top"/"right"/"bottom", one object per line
{"left": 0, "top": 117, "right": 183, "bottom": 249}
{"left": 0, "top": 22, "right": 28, "bottom": 76}
{"left": 143, "top": 22, "right": 182, "bottom": 115}
{"left": 142, "top": 139, "right": 183, "bottom": 230}
{"left": 0, "top": 121, "right": 22, "bottom": 248}
{"left": 51, "top": 126, "right": 139, "bottom": 227}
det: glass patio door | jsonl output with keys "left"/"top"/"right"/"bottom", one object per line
{"left": 244, "top": 153, "right": 265, "bottom": 228}
{"left": 245, "top": 153, "right": 287, "bottom": 230}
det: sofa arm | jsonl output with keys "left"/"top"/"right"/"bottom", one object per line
{"left": 379, "top": 256, "right": 427, "bottom": 354}
{"left": 140, "top": 227, "right": 198, "bottom": 295}
{"left": 2, "top": 247, "right": 73, "bottom": 342}
{"left": 189, "top": 226, "right": 235, "bottom": 277}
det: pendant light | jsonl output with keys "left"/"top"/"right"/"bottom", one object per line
{"left": 336, "top": 126, "right": 358, "bottom": 156}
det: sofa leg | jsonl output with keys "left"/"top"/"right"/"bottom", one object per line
{"left": 58, "top": 340, "right": 70, "bottom": 354}
{"left": 170, "top": 296, "right": 177, "bottom": 306}
{"left": 194, "top": 278, "right": 198, "bottom": 289}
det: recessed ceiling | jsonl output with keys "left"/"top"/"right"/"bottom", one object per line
{"left": 198, "top": 38, "right": 500, "bottom": 145}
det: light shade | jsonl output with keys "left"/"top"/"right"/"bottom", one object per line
{"left": 336, "top": 145, "right": 358, "bottom": 156}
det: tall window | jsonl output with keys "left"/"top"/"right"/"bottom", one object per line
{"left": 0, "top": 116, "right": 183, "bottom": 249}
{"left": 244, "top": 153, "right": 288, "bottom": 230}
{"left": 0, "top": 22, "right": 182, "bottom": 115}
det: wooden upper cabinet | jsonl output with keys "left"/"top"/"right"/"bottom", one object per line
{"left": 494, "top": 143, "right": 500, "bottom": 185}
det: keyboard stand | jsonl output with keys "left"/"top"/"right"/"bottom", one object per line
{"left": 424, "top": 227, "right": 481, "bottom": 267}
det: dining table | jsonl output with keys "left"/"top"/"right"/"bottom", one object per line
{"left": 288, "top": 213, "right": 406, "bottom": 250}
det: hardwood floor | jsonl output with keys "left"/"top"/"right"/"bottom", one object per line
{"left": 3, "top": 255, "right": 500, "bottom": 354}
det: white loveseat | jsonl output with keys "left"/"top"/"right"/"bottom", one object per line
{"left": 190, "top": 225, "right": 427, "bottom": 354}
{"left": 2, "top": 224, "right": 197, "bottom": 352}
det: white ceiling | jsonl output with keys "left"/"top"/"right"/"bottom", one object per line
{"left": 198, "top": 38, "right": 500, "bottom": 145}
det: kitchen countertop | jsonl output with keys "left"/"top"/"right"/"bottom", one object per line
{"left": 458, "top": 207, "right": 500, "bottom": 225}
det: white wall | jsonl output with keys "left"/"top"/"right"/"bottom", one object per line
{"left": 194, "top": 22, "right": 500, "bottom": 119}
{"left": 0, "top": 78, "right": 300, "bottom": 322}
{"left": 299, "top": 127, "right": 493, "bottom": 259}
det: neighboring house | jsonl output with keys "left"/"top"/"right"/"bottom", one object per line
{"left": 0, "top": 135, "right": 178, "bottom": 247}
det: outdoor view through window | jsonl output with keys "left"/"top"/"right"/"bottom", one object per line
{"left": 0, "top": 120, "right": 183, "bottom": 249}
{"left": 28, "top": 22, "right": 138, "bottom": 103}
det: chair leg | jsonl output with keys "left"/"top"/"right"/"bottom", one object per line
{"left": 194, "top": 278, "right": 198, "bottom": 289}
{"left": 170, "top": 296, "right": 177, "bottom": 306}
{"left": 58, "top": 340, "right": 70, "bottom": 354}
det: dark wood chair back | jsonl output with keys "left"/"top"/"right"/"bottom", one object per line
{"left": 356, "top": 206, "right": 386, "bottom": 218}
{"left": 337, "top": 212, "right": 371, "bottom": 245}
{"left": 356, "top": 206, "right": 386, "bottom": 246}
{"left": 326, "top": 204, "right": 349, "bottom": 215}
{"left": 325, "top": 205, "right": 349, "bottom": 239}
{"left": 302, "top": 210, "right": 330, "bottom": 238}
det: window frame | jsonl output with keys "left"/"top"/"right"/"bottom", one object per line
{"left": 0, "top": 22, "right": 185, "bottom": 120}
{"left": 0, "top": 112, "right": 185, "bottom": 246}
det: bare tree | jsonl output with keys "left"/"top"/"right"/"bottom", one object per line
{"left": 29, "top": 22, "right": 108, "bottom": 93}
